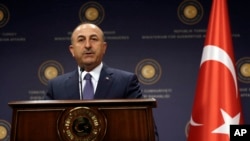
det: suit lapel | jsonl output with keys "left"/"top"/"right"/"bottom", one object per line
{"left": 95, "top": 65, "right": 113, "bottom": 99}
{"left": 65, "top": 70, "right": 80, "bottom": 99}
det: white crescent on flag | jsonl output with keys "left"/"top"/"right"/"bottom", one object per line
{"left": 200, "top": 45, "right": 238, "bottom": 97}
{"left": 190, "top": 116, "right": 203, "bottom": 126}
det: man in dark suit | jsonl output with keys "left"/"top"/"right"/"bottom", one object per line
{"left": 44, "top": 22, "right": 158, "bottom": 140}
{"left": 45, "top": 22, "right": 142, "bottom": 100}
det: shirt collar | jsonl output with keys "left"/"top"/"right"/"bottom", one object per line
{"left": 78, "top": 62, "right": 103, "bottom": 82}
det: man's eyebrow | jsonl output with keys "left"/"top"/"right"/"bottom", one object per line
{"left": 77, "top": 35, "right": 85, "bottom": 39}
{"left": 89, "top": 34, "right": 98, "bottom": 38}
{"left": 77, "top": 34, "right": 98, "bottom": 38}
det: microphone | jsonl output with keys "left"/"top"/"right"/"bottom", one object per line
{"left": 79, "top": 68, "right": 84, "bottom": 100}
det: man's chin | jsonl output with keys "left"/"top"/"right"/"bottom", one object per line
{"left": 82, "top": 58, "right": 94, "bottom": 64}
{"left": 83, "top": 62, "right": 93, "bottom": 66}
{"left": 82, "top": 60, "right": 97, "bottom": 66}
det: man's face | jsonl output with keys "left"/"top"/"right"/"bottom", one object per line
{"left": 69, "top": 24, "right": 107, "bottom": 71}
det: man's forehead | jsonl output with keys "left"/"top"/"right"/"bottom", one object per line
{"left": 74, "top": 25, "right": 101, "bottom": 36}
{"left": 76, "top": 33, "right": 98, "bottom": 38}
{"left": 76, "top": 24, "right": 99, "bottom": 32}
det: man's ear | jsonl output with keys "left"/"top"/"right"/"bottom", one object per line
{"left": 103, "top": 42, "right": 107, "bottom": 54}
{"left": 69, "top": 45, "right": 74, "bottom": 57}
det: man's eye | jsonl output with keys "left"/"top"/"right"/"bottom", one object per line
{"left": 78, "top": 38, "right": 84, "bottom": 42}
{"left": 91, "top": 38, "right": 98, "bottom": 41}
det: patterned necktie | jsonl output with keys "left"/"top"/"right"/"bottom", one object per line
{"left": 83, "top": 73, "right": 94, "bottom": 99}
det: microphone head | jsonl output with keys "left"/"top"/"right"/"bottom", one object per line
{"left": 80, "top": 67, "right": 84, "bottom": 72}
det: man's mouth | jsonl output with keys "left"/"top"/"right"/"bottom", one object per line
{"left": 83, "top": 51, "right": 94, "bottom": 55}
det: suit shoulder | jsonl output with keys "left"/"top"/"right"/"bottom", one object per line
{"left": 49, "top": 70, "right": 77, "bottom": 82}
{"left": 107, "top": 67, "right": 135, "bottom": 76}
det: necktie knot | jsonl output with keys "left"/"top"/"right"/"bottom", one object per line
{"left": 84, "top": 73, "right": 92, "bottom": 80}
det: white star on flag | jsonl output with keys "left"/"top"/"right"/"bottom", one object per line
{"left": 212, "top": 109, "right": 241, "bottom": 136}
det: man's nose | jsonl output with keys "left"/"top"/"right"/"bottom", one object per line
{"left": 85, "top": 40, "right": 91, "bottom": 48}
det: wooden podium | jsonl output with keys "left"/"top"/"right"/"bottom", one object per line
{"left": 8, "top": 98, "right": 157, "bottom": 141}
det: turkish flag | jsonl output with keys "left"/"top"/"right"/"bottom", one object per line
{"left": 187, "top": 0, "right": 244, "bottom": 141}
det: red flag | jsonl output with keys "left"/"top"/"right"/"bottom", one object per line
{"left": 187, "top": 0, "right": 244, "bottom": 141}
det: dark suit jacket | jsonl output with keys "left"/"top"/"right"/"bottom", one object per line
{"left": 45, "top": 64, "right": 142, "bottom": 100}
{"left": 44, "top": 64, "right": 159, "bottom": 140}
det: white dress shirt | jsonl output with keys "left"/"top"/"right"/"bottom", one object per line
{"left": 78, "top": 62, "right": 103, "bottom": 98}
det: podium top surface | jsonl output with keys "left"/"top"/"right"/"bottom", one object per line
{"left": 8, "top": 98, "right": 157, "bottom": 108}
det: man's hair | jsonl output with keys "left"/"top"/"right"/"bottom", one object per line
{"left": 71, "top": 22, "right": 105, "bottom": 44}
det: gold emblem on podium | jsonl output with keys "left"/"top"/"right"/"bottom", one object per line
{"left": 58, "top": 107, "right": 107, "bottom": 141}
{"left": 135, "top": 59, "right": 162, "bottom": 85}
{"left": 236, "top": 57, "right": 250, "bottom": 83}
{"left": 177, "top": 0, "right": 203, "bottom": 25}
{"left": 79, "top": 1, "right": 105, "bottom": 25}
{"left": 38, "top": 60, "right": 64, "bottom": 85}
{"left": 0, "top": 4, "right": 10, "bottom": 28}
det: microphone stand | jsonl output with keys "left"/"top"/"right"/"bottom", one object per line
{"left": 79, "top": 68, "right": 84, "bottom": 100}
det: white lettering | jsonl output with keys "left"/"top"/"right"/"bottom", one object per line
{"left": 234, "top": 129, "right": 241, "bottom": 136}
{"left": 234, "top": 129, "right": 247, "bottom": 136}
